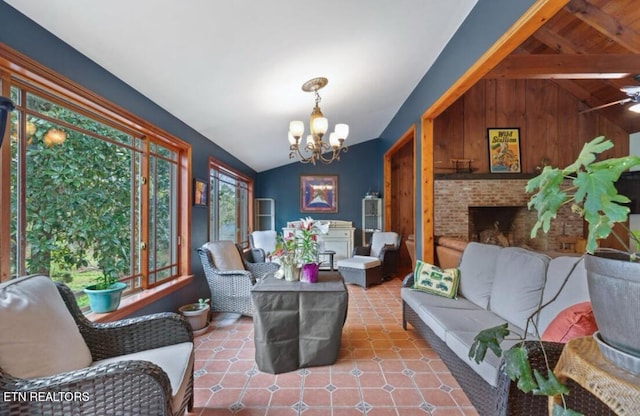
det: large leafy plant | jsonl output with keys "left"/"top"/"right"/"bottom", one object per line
{"left": 470, "top": 137, "right": 640, "bottom": 416}
{"left": 527, "top": 136, "right": 640, "bottom": 258}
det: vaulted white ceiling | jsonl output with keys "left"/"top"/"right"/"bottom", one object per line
{"left": 6, "top": 0, "right": 478, "bottom": 172}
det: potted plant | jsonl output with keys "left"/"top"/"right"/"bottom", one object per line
{"left": 469, "top": 136, "right": 640, "bottom": 415}
{"left": 272, "top": 233, "right": 300, "bottom": 281}
{"left": 293, "top": 217, "right": 329, "bottom": 283}
{"left": 83, "top": 269, "right": 127, "bottom": 313}
{"left": 178, "top": 298, "right": 210, "bottom": 334}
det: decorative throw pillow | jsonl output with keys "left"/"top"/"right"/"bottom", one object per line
{"left": 412, "top": 260, "right": 460, "bottom": 299}
{"left": 541, "top": 302, "right": 598, "bottom": 343}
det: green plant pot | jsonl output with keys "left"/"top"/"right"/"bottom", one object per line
{"left": 84, "top": 282, "right": 127, "bottom": 313}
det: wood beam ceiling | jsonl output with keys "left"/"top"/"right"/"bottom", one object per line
{"left": 484, "top": 54, "right": 640, "bottom": 79}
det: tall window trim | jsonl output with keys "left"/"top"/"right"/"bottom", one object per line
{"left": 0, "top": 44, "right": 191, "bottom": 291}
{"left": 208, "top": 158, "right": 254, "bottom": 247}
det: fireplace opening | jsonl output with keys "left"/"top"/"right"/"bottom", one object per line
{"left": 468, "top": 206, "right": 527, "bottom": 247}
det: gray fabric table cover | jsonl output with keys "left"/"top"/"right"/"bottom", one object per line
{"left": 251, "top": 272, "right": 348, "bottom": 374}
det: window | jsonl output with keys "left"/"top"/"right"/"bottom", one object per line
{"left": 209, "top": 159, "right": 253, "bottom": 245}
{"left": 0, "top": 46, "right": 190, "bottom": 309}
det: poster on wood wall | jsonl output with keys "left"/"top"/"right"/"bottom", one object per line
{"left": 487, "top": 128, "right": 521, "bottom": 173}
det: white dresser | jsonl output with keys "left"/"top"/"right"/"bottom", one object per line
{"left": 283, "top": 220, "right": 355, "bottom": 268}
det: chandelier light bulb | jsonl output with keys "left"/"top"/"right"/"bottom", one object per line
{"left": 334, "top": 123, "right": 349, "bottom": 140}
{"left": 290, "top": 120, "right": 304, "bottom": 138}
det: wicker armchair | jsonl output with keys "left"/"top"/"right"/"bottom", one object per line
{"left": 353, "top": 231, "right": 401, "bottom": 278}
{"left": 0, "top": 275, "right": 194, "bottom": 416}
{"left": 197, "top": 241, "right": 279, "bottom": 316}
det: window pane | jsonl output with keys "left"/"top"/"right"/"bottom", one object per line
{"left": 148, "top": 146, "right": 178, "bottom": 285}
{"left": 209, "top": 162, "right": 252, "bottom": 244}
{"left": 10, "top": 88, "right": 139, "bottom": 307}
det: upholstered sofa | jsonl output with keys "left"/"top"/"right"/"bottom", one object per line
{"left": 402, "top": 241, "right": 612, "bottom": 416}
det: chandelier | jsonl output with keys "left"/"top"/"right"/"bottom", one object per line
{"left": 288, "top": 77, "right": 349, "bottom": 165}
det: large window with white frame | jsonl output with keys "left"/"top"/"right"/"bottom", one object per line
{"left": 208, "top": 159, "right": 253, "bottom": 246}
{"left": 0, "top": 45, "right": 190, "bottom": 309}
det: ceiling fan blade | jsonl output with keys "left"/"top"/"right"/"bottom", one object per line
{"left": 579, "top": 98, "right": 631, "bottom": 114}
{"left": 620, "top": 86, "right": 640, "bottom": 96}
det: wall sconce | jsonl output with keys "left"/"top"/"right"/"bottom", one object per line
{"left": 0, "top": 96, "right": 15, "bottom": 149}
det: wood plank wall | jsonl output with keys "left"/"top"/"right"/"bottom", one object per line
{"left": 434, "top": 79, "right": 630, "bottom": 174}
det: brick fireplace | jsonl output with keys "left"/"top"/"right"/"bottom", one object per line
{"left": 434, "top": 178, "right": 583, "bottom": 251}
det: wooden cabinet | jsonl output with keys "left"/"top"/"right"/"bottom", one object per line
{"left": 254, "top": 198, "right": 274, "bottom": 231}
{"left": 283, "top": 220, "right": 354, "bottom": 266}
{"left": 362, "top": 197, "right": 382, "bottom": 245}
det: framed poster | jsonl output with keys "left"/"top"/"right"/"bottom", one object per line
{"left": 487, "top": 128, "right": 521, "bottom": 173}
{"left": 300, "top": 175, "right": 338, "bottom": 213}
{"left": 193, "top": 178, "right": 208, "bottom": 206}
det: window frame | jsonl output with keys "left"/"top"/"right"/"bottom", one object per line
{"left": 208, "top": 157, "right": 254, "bottom": 247}
{"left": 0, "top": 43, "right": 192, "bottom": 291}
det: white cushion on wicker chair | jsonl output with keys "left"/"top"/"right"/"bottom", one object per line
{"left": 250, "top": 230, "right": 277, "bottom": 255}
{"left": 204, "top": 241, "right": 245, "bottom": 270}
{"left": 92, "top": 341, "right": 194, "bottom": 414}
{"left": 0, "top": 274, "right": 93, "bottom": 378}
{"left": 370, "top": 232, "right": 399, "bottom": 257}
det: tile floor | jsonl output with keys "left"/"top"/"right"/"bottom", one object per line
{"left": 189, "top": 276, "right": 479, "bottom": 415}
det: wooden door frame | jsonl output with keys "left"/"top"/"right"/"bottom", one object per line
{"left": 418, "top": 0, "right": 568, "bottom": 262}
{"left": 383, "top": 124, "right": 416, "bottom": 234}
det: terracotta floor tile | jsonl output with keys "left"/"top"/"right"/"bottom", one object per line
{"left": 191, "top": 275, "right": 478, "bottom": 415}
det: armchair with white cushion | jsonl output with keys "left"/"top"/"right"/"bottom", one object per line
{"left": 0, "top": 274, "right": 194, "bottom": 416}
{"left": 353, "top": 231, "right": 401, "bottom": 278}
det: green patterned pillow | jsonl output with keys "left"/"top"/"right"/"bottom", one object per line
{"left": 412, "top": 260, "right": 460, "bottom": 299}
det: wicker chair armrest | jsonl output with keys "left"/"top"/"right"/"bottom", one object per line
{"left": 0, "top": 360, "right": 173, "bottom": 415}
{"left": 244, "top": 261, "right": 279, "bottom": 281}
{"left": 353, "top": 245, "right": 371, "bottom": 256}
{"left": 378, "top": 243, "right": 399, "bottom": 261}
{"left": 401, "top": 272, "right": 414, "bottom": 287}
{"left": 56, "top": 284, "right": 192, "bottom": 359}
{"left": 495, "top": 340, "right": 565, "bottom": 416}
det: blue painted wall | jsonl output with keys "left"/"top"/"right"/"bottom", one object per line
{"left": 1, "top": 0, "right": 537, "bottom": 314}
{"left": 255, "top": 140, "right": 382, "bottom": 247}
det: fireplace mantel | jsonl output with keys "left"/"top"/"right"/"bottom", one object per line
{"left": 435, "top": 173, "right": 536, "bottom": 180}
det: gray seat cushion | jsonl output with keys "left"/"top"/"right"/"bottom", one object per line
{"left": 446, "top": 328, "right": 525, "bottom": 387}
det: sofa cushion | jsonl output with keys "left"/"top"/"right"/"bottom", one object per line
{"left": 446, "top": 328, "right": 524, "bottom": 387}
{"left": 537, "top": 256, "right": 590, "bottom": 334}
{"left": 423, "top": 305, "right": 510, "bottom": 341}
{"left": 0, "top": 275, "right": 93, "bottom": 378}
{"left": 457, "top": 242, "right": 501, "bottom": 309}
{"left": 412, "top": 260, "right": 460, "bottom": 299}
{"left": 541, "top": 302, "right": 597, "bottom": 343}
{"left": 489, "top": 247, "right": 550, "bottom": 333}
{"left": 92, "top": 342, "right": 194, "bottom": 414}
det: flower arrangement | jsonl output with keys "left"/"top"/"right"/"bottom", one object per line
{"left": 272, "top": 217, "right": 329, "bottom": 282}
{"left": 273, "top": 217, "right": 330, "bottom": 265}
